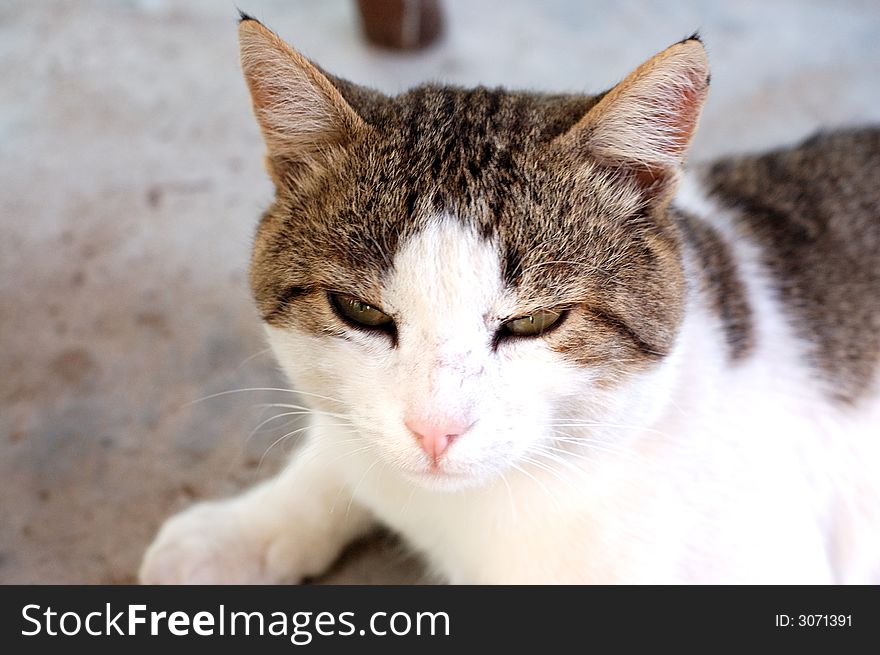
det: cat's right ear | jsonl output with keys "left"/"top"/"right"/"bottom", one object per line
{"left": 238, "top": 17, "right": 371, "bottom": 185}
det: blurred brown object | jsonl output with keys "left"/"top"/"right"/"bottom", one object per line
{"left": 356, "top": 0, "right": 444, "bottom": 50}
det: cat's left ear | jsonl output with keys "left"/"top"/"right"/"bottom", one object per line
{"left": 555, "top": 37, "right": 709, "bottom": 204}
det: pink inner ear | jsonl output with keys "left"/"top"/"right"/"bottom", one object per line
{"left": 666, "top": 74, "right": 705, "bottom": 158}
{"left": 558, "top": 39, "right": 709, "bottom": 195}
{"left": 628, "top": 79, "right": 704, "bottom": 193}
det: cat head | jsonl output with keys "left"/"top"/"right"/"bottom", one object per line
{"left": 238, "top": 16, "right": 709, "bottom": 490}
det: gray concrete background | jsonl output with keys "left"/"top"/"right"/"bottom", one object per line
{"left": 1, "top": 0, "right": 878, "bottom": 584}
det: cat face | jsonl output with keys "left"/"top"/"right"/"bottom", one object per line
{"left": 239, "top": 18, "right": 708, "bottom": 489}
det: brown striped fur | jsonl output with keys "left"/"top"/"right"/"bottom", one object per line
{"left": 240, "top": 16, "right": 879, "bottom": 402}
{"left": 706, "top": 128, "right": 880, "bottom": 403}
{"left": 240, "top": 17, "right": 708, "bottom": 375}
{"left": 675, "top": 210, "right": 754, "bottom": 360}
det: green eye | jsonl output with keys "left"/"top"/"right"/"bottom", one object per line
{"left": 503, "top": 309, "right": 563, "bottom": 337}
{"left": 329, "top": 293, "right": 393, "bottom": 329}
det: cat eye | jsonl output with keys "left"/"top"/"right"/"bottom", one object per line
{"left": 502, "top": 309, "right": 563, "bottom": 337}
{"left": 328, "top": 293, "right": 394, "bottom": 330}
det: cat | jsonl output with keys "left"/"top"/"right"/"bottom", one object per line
{"left": 140, "top": 14, "right": 880, "bottom": 584}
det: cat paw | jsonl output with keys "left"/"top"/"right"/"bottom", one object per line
{"left": 139, "top": 500, "right": 294, "bottom": 584}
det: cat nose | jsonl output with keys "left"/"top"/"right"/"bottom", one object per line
{"left": 405, "top": 416, "right": 471, "bottom": 463}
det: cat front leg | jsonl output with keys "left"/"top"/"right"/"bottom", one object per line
{"left": 139, "top": 438, "right": 375, "bottom": 584}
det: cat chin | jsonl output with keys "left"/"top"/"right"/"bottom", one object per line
{"left": 398, "top": 466, "right": 492, "bottom": 493}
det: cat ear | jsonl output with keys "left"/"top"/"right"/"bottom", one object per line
{"left": 556, "top": 37, "right": 709, "bottom": 202}
{"left": 238, "top": 16, "right": 369, "bottom": 182}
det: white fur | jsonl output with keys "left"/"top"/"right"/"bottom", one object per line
{"left": 141, "top": 181, "right": 880, "bottom": 584}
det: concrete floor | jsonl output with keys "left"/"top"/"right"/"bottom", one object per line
{"left": 1, "top": 0, "right": 878, "bottom": 584}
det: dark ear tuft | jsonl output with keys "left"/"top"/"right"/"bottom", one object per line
{"left": 681, "top": 33, "right": 709, "bottom": 86}
{"left": 237, "top": 8, "right": 258, "bottom": 24}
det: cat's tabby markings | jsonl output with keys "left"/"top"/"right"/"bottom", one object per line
{"left": 140, "top": 14, "right": 880, "bottom": 584}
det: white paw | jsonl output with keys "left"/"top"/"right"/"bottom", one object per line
{"left": 139, "top": 500, "right": 292, "bottom": 585}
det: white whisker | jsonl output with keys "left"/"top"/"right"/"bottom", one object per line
{"left": 257, "top": 424, "right": 359, "bottom": 472}
{"left": 549, "top": 430, "right": 652, "bottom": 464}
{"left": 235, "top": 347, "right": 274, "bottom": 371}
{"left": 345, "top": 459, "right": 382, "bottom": 518}
{"left": 510, "top": 462, "right": 563, "bottom": 513}
{"left": 520, "top": 455, "right": 574, "bottom": 488}
{"left": 254, "top": 402, "right": 352, "bottom": 422}
{"left": 257, "top": 425, "right": 312, "bottom": 472}
{"left": 246, "top": 410, "right": 312, "bottom": 443}
{"left": 498, "top": 471, "right": 518, "bottom": 520}
{"left": 186, "top": 387, "right": 346, "bottom": 407}
{"left": 549, "top": 421, "right": 678, "bottom": 442}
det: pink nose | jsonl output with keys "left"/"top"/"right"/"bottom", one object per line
{"left": 405, "top": 416, "right": 471, "bottom": 463}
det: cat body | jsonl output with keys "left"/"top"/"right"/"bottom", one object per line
{"left": 140, "top": 17, "right": 880, "bottom": 584}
